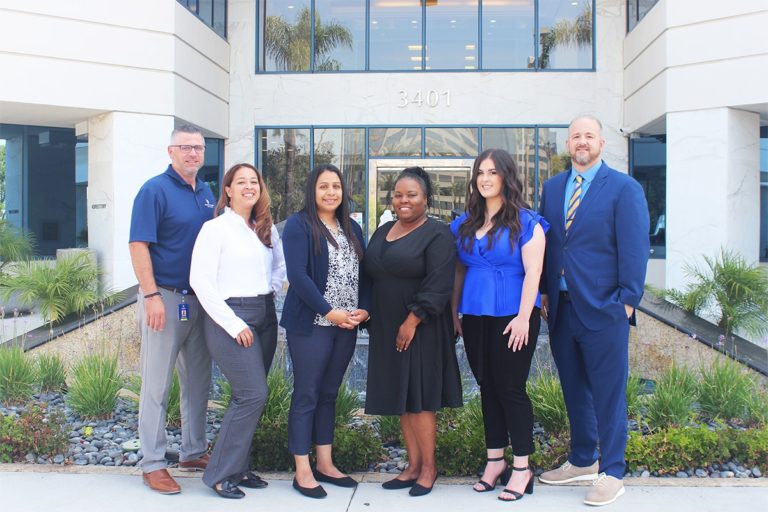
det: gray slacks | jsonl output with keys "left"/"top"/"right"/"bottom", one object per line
{"left": 201, "top": 295, "right": 277, "bottom": 487}
{"left": 138, "top": 287, "right": 212, "bottom": 473}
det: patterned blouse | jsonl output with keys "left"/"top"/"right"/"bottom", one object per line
{"left": 314, "top": 223, "right": 360, "bottom": 326}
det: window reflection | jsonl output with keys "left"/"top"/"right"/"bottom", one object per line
{"left": 426, "top": 0, "right": 478, "bottom": 70}
{"left": 369, "top": 0, "right": 422, "bottom": 70}
{"left": 314, "top": 128, "right": 367, "bottom": 227}
{"left": 482, "top": 0, "right": 534, "bottom": 69}
{"left": 314, "top": 0, "right": 364, "bottom": 71}
{"left": 759, "top": 129, "right": 767, "bottom": 261}
{"left": 630, "top": 136, "right": 666, "bottom": 258}
{"left": 259, "top": 128, "right": 311, "bottom": 223}
{"left": 482, "top": 128, "right": 536, "bottom": 207}
{"left": 262, "top": 0, "right": 312, "bottom": 71}
{"left": 369, "top": 127, "right": 421, "bottom": 157}
{"left": 537, "top": 127, "right": 570, "bottom": 196}
{"left": 538, "top": 0, "right": 593, "bottom": 69}
{"left": 425, "top": 128, "right": 478, "bottom": 157}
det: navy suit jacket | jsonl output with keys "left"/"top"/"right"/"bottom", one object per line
{"left": 280, "top": 211, "right": 371, "bottom": 336}
{"left": 539, "top": 161, "right": 650, "bottom": 332}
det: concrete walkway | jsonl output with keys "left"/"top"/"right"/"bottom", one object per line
{"left": 1, "top": 466, "right": 766, "bottom": 512}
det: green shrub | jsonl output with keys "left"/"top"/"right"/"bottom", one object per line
{"left": 251, "top": 370, "right": 292, "bottom": 471}
{"left": 124, "top": 371, "right": 181, "bottom": 426}
{"left": 332, "top": 424, "right": 385, "bottom": 472}
{"left": 375, "top": 415, "right": 402, "bottom": 444}
{"left": 625, "top": 425, "right": 729, "bottom": 474}
{"left": 645, "top": 365, "right": 698, "bottom": 429}
{"left": 435, "top": 398, "right": 486, "bottom": 476}
{"left": 698, "top": 358, "right": 753, "bottom": 421}
{"left": 0, "top": 345, "right": 37, "bottom": 404}
{"left": 626, "top": 374, "right": 645, "bottom": 421}
{"left": 335, "top": 384, "right": 359, "bottom": 426}
{"left": 67, "top": 353, "right": 122, "bottom": 418}
{"left": 731, "top": 427, "right": 768, "bottom": 468}
{"left": 0, "top": 404, "right": 68, "bottom": 462}
{"left": 261, "top": 370, "right": 292, "bottom": 424}
{"left": 36, "top": 353, "right": 67, "bottom": 393}
{"left": 528, "top": 372, "right": 568, "bottom": 434}
{"left": 746, "top": 390, "right": 768, "bottom": 427}
{"left": 530, "top": 432, "right": 570, "bottom": 471}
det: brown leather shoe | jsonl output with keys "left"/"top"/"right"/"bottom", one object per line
{"left": 143, "top": 469, "right": 181, "bottom": 494}
{"left": 179, "top": 453, "right": 210, "bottom": 472}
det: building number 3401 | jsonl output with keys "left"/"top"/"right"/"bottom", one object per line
{"left": 397, "top": 89, "right": 451, "bottom": 108}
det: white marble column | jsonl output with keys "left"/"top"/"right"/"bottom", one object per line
{"left": 666, "top": 107, "right": 760, "bottom": 291}
{"left": 87, "top": 112, "right": 175, "bottom": 291}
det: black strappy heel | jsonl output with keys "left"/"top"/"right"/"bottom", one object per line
{"left": 473, "top": 456, "right": 511, "bottom": 493}
{"left": 498, "top": 466, "right": 534, "bottom": 502}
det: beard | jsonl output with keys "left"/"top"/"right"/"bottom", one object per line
{"left": 572, "top": 150, "right": 595, "bottom": 167}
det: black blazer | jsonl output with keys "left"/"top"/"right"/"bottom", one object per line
{"left": 279, "top": 212, "right": 371, "bottom": 335}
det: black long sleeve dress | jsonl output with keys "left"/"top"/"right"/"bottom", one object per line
{"left": 364, "top": 218, "right": 463, "bottom": 415}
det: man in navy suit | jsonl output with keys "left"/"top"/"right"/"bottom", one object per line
{"left": 537, "top": 116, "right": 649, "bottom": 506}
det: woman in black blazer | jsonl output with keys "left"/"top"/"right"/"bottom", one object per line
{"left": 280, "top": 164, "right": 370, "bottom": 499}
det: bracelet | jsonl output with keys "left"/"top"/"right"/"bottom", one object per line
{"left": 143, "top": 291, "right": 162, "bottom": 299}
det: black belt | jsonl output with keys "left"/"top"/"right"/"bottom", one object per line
{"left": 158, "top": 285, "right": 195, "bottom": 296}
{"left": 559, "top": 290, "right": 571, "bottom": 301}
{"left": 225, "top": 294, "right": 273, "bottom": 306}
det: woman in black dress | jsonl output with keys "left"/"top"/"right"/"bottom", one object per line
{"left": 365, "top": 167, "right": 462, "bottom": 497}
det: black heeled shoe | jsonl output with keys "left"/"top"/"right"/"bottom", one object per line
{"left": 382, "top": 477, "right": 417, "bottom": 490}
{"left": 292, "top": 477, "right": 327, "bottom": 499}
{"left": 498, "top": 466, "right": 534, "bottom": 502}
{"left": 313, "top": 468, "right": 358, "bottom": 488}
{"left": 474, "top": 456, "right": 511, "bottom": 493}
{"left": 239, "top": 471, "right": 268, "bottom": 489}
{"left": 409, "top": 475, "right": 438, "bottom": 497}
{"left": 213, "top": 479, "right": 245, "bottom": 499}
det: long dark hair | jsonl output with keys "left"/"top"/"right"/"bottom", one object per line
{"left": 395, "top": 166, "right": 433, "bottom": 208}
{"left": 457, "top": 149, "right": 529, "bottom": 252}
{"left": 216, "top": 163, "right": 273, "bottom": 247}
{"left": 301, "top": 164, "right": 363, "bottom": 259}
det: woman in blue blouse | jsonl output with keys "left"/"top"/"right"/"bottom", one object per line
{"left": 450, "top": 149, "right": 549, "bottom": 502}
{"left": 281, "top": 164, "right": 370, "bottom": 499}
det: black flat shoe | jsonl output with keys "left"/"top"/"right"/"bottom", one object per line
{"left": 409, "top": 476, "right": 437, "bottom": 497}
{"left": 213, "top": 479, "right": 245, "bottom": 499}
{"left": 239, "top": 471, "right": 268, "bottom": 489}
{"left": 313, "top": 469, "right": 358, "bottom": 488}
{"left": 498, "top": 466, "right": 534, "bottom": 502}
{"left": 474, "top": 456, "right": 510, "bottom": 493}
{"left": 381, "top": 477, "right": 417, "bottom": 490}
{"left": 292, "top": 478, "right": 327, "bottom": 499}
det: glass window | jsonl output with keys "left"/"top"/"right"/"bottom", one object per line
{"left": 369, "top": 0, "right": 422, "bottom": 70}
{"left": 262, "top": 0, "right": 312, "bottom": 71}
{"left": 369, "top": 127, "right": 421, "bottom": 157}
{"left": 630, "top": 136, "right": 666, "bottom": 258}
{"left": 539, "top": 0, "right": 593, "bottom": 70}
{"left": 425, "top": 128, "right": 478, "bottom": 157}
{"left": 313, "top": 128, "right": 367, "bottom": 228}
{"left": 314, "top": 0, "right": 365, "bottom": 71}
{"left": 213, "top": 0, "right": 226, "bottom": 37}
{"left": 198, "top": 0, "right": 213, "bottom": 25}
{"left": 536, "top": 127, "right": 570, "bottom": 198}
{"left": 259, "top": 128, "right": 311, "bottom": 223}
{"left": 425, "top": 0, "right": 478, "bottom": 70}
{"left": 482, "top": 127, "right": 536, "bottom": 207}
{"left": 760, "top": 128, "right": 767, "bottom": 261}
{"left": 199, "top": 138, "right": 224, "bottom": 198}
{"left": 627, "top": 0, "right": 659, "bottom": 32}
{"left": 482, "top": 0, "right": 534, "bottom": 69}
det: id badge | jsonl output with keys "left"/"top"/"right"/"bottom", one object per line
{"left": 178, "top": 302, "right": 189, "bottom": 322}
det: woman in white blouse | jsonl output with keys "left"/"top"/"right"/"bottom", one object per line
{"left": 190, "top": 163, "right": 286, "bottom": 500}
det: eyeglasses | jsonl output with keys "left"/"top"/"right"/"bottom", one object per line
{"left": 170, "top": 145, "right": 206, "bottom": 154}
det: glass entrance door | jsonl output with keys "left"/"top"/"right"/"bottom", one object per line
{"left": 367, "top": 158, "right": 474, "bottom": 238}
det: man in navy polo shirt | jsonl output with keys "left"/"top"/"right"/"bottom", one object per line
{"left": 129, "top": 124, "right": 216, "bottom": 494}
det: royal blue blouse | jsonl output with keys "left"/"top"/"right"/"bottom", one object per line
{"left": 450, "top": 209, "right": 550, "bottom": 317}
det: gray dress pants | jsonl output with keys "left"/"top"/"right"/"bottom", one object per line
{"left": 138, "top": 287, "right": 212, "bottom": 473}
{"left": 201, "top": 295, "right": 277, "bottom": 487}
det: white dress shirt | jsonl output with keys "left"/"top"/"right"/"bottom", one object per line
{"left": 190, "top": 207, "right": 287, "bottom": 338}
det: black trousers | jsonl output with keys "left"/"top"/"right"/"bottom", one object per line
{"left": 286, "top": 325, "right": 357, "bottom": 455}
{"left": 201, "top": 295, "right": 277, "bottom": 488}
{"left": 462, "top": 311, "right": 540, "bottom": 455}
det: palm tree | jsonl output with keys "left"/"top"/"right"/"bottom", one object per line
{"left": 264, "top": 6, "right": 353, "bottom": 72}
{"left": 539, "top": 2, "right": 592, "bottom": 69}
{"left": 264, "top": 7, "right": 353, "bottom": 220}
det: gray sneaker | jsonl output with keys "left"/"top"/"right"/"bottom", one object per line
{"left": 539, "top": 460, "right": 599, "bottom": 484}
{"left": 584, "top": 473, "right": 625, "bottom": 506}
